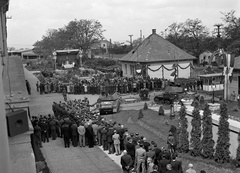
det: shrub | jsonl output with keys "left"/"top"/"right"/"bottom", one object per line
{"left": 190, "top": 101, "right": 202, "bottom": 156}
{"left": 201, "top": 103, "right": 215, "bottom": 159}
{"left": 178, "top": 106, "right": 189, "bottom": 153}
{"left": 214, "top": 101, "right": 231, "bottom": 163}
{"left": 158, "top": 106, "right": 165, "bottom": 116}
{"left": 138, "top": 109, "right": 144, "bottom": 119}
{"left": 143, "top": 102, "right": 148, "bottom": 110}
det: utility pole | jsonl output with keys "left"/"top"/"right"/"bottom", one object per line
{"left": 214, "top": 24, "right": 222, "bottom": 49}
{"left": 109, "top": 39, "right": 112, "bottom": 58}
{"left": 129, "top": 35, "right": 133, "bottom": 49}
{"left": 140, "top": 30, "right": 142, "bottom": 42}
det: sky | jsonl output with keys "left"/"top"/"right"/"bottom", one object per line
{"left": 6, "top": 0, "right": 240, "bottom": 49}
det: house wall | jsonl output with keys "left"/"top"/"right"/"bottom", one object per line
{"left": 121, "top": 60, "right": 193, "bottom": 79}
{"left": 199, "top": 52, "right": 212, "bottom": 64}
{"left": 148, "top": 60, "right": 192, "bottom": 80}
{"left": 229, "top": 70, "right": 240, "bottom": 98}
{"left": 0, "top": 3, "right": 14, "bottom": 172}
{"left": 121, "top": 63, "right": 135, "bottom": 77}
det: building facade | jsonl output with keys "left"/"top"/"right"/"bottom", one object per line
{"left": 120, "top": 29, "right": 196, "bottom": 80}
{"left": 229, "top": 56, "right": 240, "bottom": 99}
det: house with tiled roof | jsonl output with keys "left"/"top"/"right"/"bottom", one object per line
{"left": 119, "top": 29, "right": 196, "bottom": 80}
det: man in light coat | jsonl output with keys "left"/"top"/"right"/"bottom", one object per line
{"left": 77, "top": 123, "right": 86, "bottom": 147}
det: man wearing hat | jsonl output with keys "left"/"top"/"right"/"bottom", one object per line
{"left": 158, "top": 154, "right": 170, "bottom": 173}
{"left": 132, "top": 133, "right": 140, "bottom": 146}
{"left": 185, "top": 163, "right": 196, "bottom": 173}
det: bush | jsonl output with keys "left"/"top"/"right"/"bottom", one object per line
{"left": 214, "top": 101, "right": 230, "bottom": 163}
{"left": 159, "top": 106, "right": 165, "bottom": 116}
{"left": 178, "top": 106, "right": 189, "bottom": 153}
{"left": 190, "top": 102, "right": 202, "bottom": 156}
{"left": 202, "top": 103, "right": 215, "bottom": 159}
{"left": 138, "top": 109, "right": 144, "bottom": 119}
{"left": 143, "top": 102, "right": 148, "bottom": 110}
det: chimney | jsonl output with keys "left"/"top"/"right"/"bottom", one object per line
{"left": 152, "top": 29, "right": 156, "bottom": 34}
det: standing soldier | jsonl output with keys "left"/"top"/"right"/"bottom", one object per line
{"left": 62, "top": 123, "right": 70, "bottom": 148}
{"left": 62, "top": 88, "right": 67, "bottom": 102}
{"left": 34, "top": 123, "right": 42, "bottom": 148}
{"left": 36, "top": 81, "right": 39, "bottom": 92}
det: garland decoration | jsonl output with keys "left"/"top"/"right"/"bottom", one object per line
{"left": 147, "top": 63, "right": 194, "bottom": 72}
{"left": 178, "top": 63, "right": 191, "bottom": 70}
{"left": 148, "top": 65, "right": 162, "bottom": 72}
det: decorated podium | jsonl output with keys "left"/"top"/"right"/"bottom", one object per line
{"left": 139, "top": 88, "right": 149, "bottom": 101}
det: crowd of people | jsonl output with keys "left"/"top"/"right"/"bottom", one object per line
{"left": 35, "top": 70, "right": 204, "bottom": 96}
{"left": 31, "top": 95, "right": 207, "bottom": 173}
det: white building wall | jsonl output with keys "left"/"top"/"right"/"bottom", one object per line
{"left": 148, "top": 61, "right": 192, "bottom": 80}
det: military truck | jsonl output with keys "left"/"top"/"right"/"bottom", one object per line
{"left": 154, "top": 86, "right": 183, "bottom": 104}
{"left": 97, "top": 92, "right": 120, "bottom": 115}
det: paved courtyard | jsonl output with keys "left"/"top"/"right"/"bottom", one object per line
{"left": 24, "top": 67, "right": 123, "bottom": 173}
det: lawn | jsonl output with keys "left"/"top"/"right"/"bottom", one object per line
{"left": 106, "top": 109, "right": 239, "bottom": 173}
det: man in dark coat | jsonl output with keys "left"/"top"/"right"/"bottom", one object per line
{"left": 158, "top": 154, "right": 170, "bottom": 173}
{"left": 143, "top": 137, "right": 150, "bottom": 152}
{"left": 101, "top": 127, "right": 108, "bottom": 150}
{"left": 41, "top": 120, "right": 49, "bottom": 143}
{"left": 121, "top": 150, "right": 133, "bottom": 173}
{"left": 71, "top": 122, "right": 78, "bottom": 147}
{"left": 87, "top": 123, "right": 94, "bottom": 148}
{"left": 170, "top": 154, "right": 183, "bottom": 173}
{"left": 106, "top": 126, "right": 114, "bottom": 154}
{"left": 34, "top": 123, "right": 42, "bottom": 147}
{"left": 49, "top": 118, "right": 57, "bottom": 140}
{"left": 62, "top": 123, "right": 70, "bottom": 148}
{"left": 125, "top": 137, "right": 135, "bottom": 168}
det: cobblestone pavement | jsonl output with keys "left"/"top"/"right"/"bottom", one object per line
{"left": 23, "top": 67, "right": 122, "bottom": 173}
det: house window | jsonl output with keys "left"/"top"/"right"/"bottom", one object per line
{"left": 130, "top": 65, "right": 134, "bottom": 75}
{"left": 125, "top": 64, "right": 127, "bottom": 74}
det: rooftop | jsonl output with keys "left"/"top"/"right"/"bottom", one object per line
{"left": 120, "top": 29, "right": 196, "bottom": 63}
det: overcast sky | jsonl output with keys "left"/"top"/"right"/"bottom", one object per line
{"left": 6, "top": 0, "right": 240, "bottom": 49}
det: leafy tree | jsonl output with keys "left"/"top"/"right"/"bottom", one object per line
{"left": 178, "top": 106, "right": 189, "bottom": 153}
{"left": 183, "top": 18, "right": 209, "bottom": 57}
{"left": 166, "top": 18, "right": 209, "bottom": 58}
{"left": 214, "top": 101, "right": 231, "bottom": 163}
{"left": 221, "top": 11, "right": 240, "bottom": 56}
{"left": 166, "top": 22, "right": 185, "bottom": 49}
{"left": 202, "top": 103, "right": 215, "bottom": 159}
{"left": 33, "top": 19, "right": 105, "bottom": 58}
{"left": 190, "top": 101, "right": 202, "bottom": 156}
